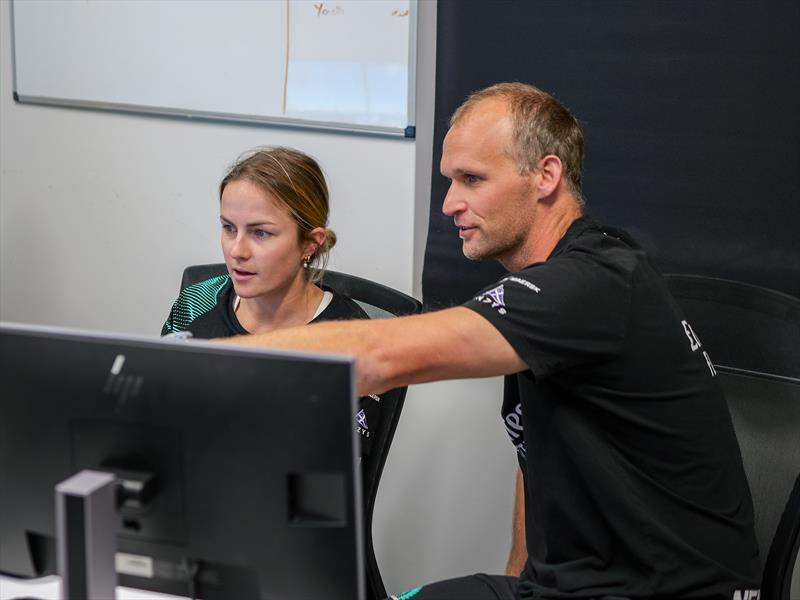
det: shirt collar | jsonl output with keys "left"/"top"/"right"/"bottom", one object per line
{"left": 550, "top": 215, "right": 601, "bottom": 258}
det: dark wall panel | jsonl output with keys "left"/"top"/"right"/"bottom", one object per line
{"left": 423, "top": 0, "right": 800, "bottom": 308}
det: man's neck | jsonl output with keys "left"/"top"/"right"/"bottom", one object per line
{"left": 501, "top": 196, "right": 583, "bottom": 272}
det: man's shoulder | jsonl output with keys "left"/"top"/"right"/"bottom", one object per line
{"left": 554, "top": 217, "right": 642, "bottom": 259}
{"left": 529, "top": 218, "right": 649, "bottom": 288}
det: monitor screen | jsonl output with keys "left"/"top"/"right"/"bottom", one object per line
{"left": 0, "top": 322, "right": 364, "bottom": 600}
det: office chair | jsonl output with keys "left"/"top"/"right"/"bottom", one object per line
{"left": 180, "top": 263, "right": 423, "bottom": 600}
{"left": 666, "top": 274, "right": 800, "bottom": 600}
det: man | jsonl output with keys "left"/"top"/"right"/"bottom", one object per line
{"left": 230, "top": 83, "right": 761, "bottom": 599}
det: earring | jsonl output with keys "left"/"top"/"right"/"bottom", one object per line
{"left": 302, "top": 256, "right": 310, "bottom": 269}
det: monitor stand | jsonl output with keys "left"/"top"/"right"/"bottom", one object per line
{"left": 55, "top": 470, "right": 117, "bottom": 600}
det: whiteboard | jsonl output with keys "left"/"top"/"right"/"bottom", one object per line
{"left": 11, "top": 0, "right": 417, "bottom": 138}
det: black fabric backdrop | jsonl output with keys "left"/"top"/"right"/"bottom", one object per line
{"left": 422, "top": 0, "right": 800, "bottom": 308}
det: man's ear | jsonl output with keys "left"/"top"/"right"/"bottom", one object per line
{"left": 533, "top": 155, "right": 564, "bottom": 198}
{"left": 303, "top": 227, "right": 327, "bottom": 256}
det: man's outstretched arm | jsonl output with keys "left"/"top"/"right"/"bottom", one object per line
{"left": 222, "top": 306, "right": 526, "bottom": 396}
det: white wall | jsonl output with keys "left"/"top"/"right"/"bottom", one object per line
{"left": 0, "top": 12, "right": 415, "bottom": 334}
{"left": 0, "top": 0, "right": 517, "bottom": 595}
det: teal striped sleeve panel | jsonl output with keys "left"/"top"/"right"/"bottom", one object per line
{"left": 161, "top": 275, "right": 230, "bottom": 335}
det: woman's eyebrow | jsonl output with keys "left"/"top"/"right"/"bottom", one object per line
{"left": 220, "top": 216, "right": 278, "bottom": 227}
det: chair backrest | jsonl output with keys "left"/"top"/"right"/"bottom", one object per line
{"left": 666, "top": 274, "right": 800, "bottom": 600}
{"left": 180, "top": 262, "right": 228, "bottom": 292}
{"left": 180, "top": 263, "right": 423, "bottom": 600}
{"left": 664, "top": 274, "right": 800, "bottom": 380}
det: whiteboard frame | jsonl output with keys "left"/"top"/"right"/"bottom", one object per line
{"left": 9, "top": 0, "right": 418, "bottom": 139}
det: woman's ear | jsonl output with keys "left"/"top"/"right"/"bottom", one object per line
{"left": 303, "top": 227, "right": 327, "bottom": 257}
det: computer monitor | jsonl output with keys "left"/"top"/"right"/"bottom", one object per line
{"left": 0, "top": 322, "right": 364, "bottom": 600}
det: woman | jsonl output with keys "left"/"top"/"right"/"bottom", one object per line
{"left": 162, "top": 147, "right": 378, "bottom": 453}
{"left": 162, "top": 146, "right": 367, "bottom": 336}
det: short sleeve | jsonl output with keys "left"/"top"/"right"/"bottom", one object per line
{"left": 463, "top": 256, "right": 632, "bottom": 378}
{"left": 160, "top": 275, "right": 230, "bottom": 337}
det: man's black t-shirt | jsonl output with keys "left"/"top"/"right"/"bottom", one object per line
{"left": 464, "top": 217, "right": 761, "bottom": 600}
{"left": 161, "top": 275, "right": 383, "bottom": 456}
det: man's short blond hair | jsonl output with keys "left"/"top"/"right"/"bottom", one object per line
{"left": 451, "top": 82, "right": 585, "bottom": 207}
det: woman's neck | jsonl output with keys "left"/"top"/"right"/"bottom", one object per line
{"left": 236, "top": 279, "right": 324, "bottom": 334}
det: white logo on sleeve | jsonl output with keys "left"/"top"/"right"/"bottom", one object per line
{"left": 681, "top": 319, "right": 717, "bottom": 377}
{"left": 500, "top": 276, "right": 541, "bottom": 293}
{"left": 475, "top": 285, "right": 507, "bottom": 315}
{"left": 733, "top": 589, "right": 760, "bottom": 600}
{"left": 356, "top": 409, "right": 371, "bottom": 439}
{"left": 681, "top": 320, "right": 701, "bottom": 351}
